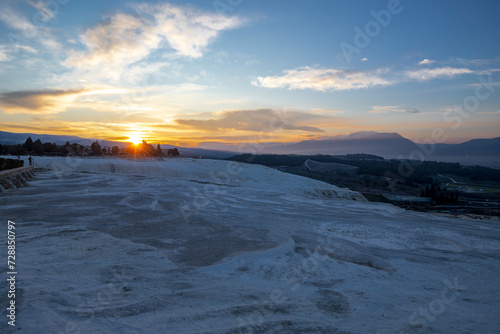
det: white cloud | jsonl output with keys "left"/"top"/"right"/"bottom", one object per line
{"left": 63, "top": 3, "right": 243, "bottom": 82}
{"left": 418, "top": 59, "right": 435, "bottom": 65}
{"left": 369, "top": 105, "right": 406, "bottom": 114}
{"left": 148, "top": 83, "right": 207, "bottom": 94}
{"left": 254, "top": 64, "right": 493, "bottom": 93}
{"left": 63, "top": 13, "right": 158, "bottom": 79}
{"left": 0, "top": 8, "right": 39, "bottom": 38}
{"left": 0, "top": 6, "right": 62, "bottom": 52}
{"left": 120, "top": 62, "right": 172, "bottom": 86}
{"left": 0, "top": 46, "right": 10, "bottom": 61}
{"left": 406, "top": 67, "right": 473, "bottom": 80}
{"left": 450, "top": 57, "right": 492, "bottom": 66}
{"left": 141, "top": 3, "right": 242, "bottom": 58}
{"left": 27, "top": 0, "right": 56, "bottom": 22}
{"left": 361, "top": 58, "right": 368, "bottom": 62}
{"left": 14, "top": 44, "right": 37, "bottom": 53}
{"left": 252, "top": 67, "right": 392, "bottom": 92}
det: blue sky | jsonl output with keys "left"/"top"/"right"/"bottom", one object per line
{"left": 0, "top": 0, "right": 499, "bottom": 146}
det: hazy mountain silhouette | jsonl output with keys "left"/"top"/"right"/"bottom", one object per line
{"left": 261, "top": 131, "right": 419, "bottom": 157}
{"left": 1, "top": 130, "right": 499, "bottom": 162}
{"left": 434, "top": 137, "right": 500, "bottom": 156}
{"left": 0, "top": 131, "right": 88, "bottom": 146}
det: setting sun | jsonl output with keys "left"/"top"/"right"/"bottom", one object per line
{"left": 128, "top": 135, "right": 142, "bottom": 145}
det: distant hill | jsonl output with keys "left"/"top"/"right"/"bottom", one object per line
{"left": 0, "top": 131, "right": 90, "bottom": 146}
{"left": 160, "top": 145, "right": 236, "bottom": 159}
{"left": 0, "top": 130, "right": 131, "bottom": 149}
{"left": 232, "top": 131, "right": 500, "bottom": 162}
{"left": 434, "top": 137, "right": 500, "bottom": 156}
{"left": 262, "top": 131, "right": 419, "bottom": 157}
{"left": 203, "top": 131, "right": 500, "bottom": 168}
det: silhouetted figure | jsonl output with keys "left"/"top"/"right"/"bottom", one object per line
{"left": 29, "top": 156, "right": 32, "bottom": 166}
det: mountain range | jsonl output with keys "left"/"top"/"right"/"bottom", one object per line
{"left": 1, "top": 130, "right": 499, "bottom": 167}
{"left": 201, "top": 131, "right": 500, "bottom": 159}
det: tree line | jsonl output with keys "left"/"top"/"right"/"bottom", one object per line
{"left": 0, "top": 137, "right": 180, "bottom": 158}
{"left": 420, "top": 184, "right": 460, "bottom": 204}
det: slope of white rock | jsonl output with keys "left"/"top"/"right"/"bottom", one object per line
{"left": 1, "top": 156, "right": 499, "bottom": 333}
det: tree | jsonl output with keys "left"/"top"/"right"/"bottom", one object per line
{"left": 43, "top": 142, "right": 56, "bottom": 153}
{"left": 91, "top": 141, "right": 102, "bottom": 156}
{"left": 430, "top": 184, "right": 437, "bottom": 199}
{"left": 33, "top": 139, "right": 44, "bottom": 155}
{"left": 64, "top": 141, "right": 74, "bottom": 156}
{"left": 14, "top": 144, "right": 24, "bottom": 158}
{"left": 167, "top": 148, "right": 180, "bottom": 157}
{"left": 23, "top": 137, "right": 33, "bottom": 151}
{"left": 71, "top": 143, "right": 84, "bottom": 156}
{"left": 136, "top": 140, "right": 159, "bottom": 157}
{"left": 111, "top": 146, "right": 120, "bottom": 156}
{"left": 156, "top": 143, "right": 162, "bottom": 155}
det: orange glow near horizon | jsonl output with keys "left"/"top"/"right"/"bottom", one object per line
{"left": 127, "top": 135, "right": 142, "bottom": 146}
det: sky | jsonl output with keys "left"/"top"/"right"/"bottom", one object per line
{"left": 0, "top": 0, "right": 499, "bottom": 146}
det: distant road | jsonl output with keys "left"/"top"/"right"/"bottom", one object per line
{"left": 438, "top": 173, "right": 457, "bottom": 187}
{"left": 304, "top": 159, "right": 312, "bottom": 171}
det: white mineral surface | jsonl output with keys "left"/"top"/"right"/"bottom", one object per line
{"left": 1, "top": 157, "right": 499, "bottom": 333}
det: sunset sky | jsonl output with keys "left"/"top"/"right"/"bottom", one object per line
{"left": 0, "top": 0, "right": 499, "bottom": 146}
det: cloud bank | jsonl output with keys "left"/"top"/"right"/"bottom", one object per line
{"left": 64, "top": 3, "right": 243, "bottom": 81}
{"left": 405, "top": 67, "right": 473, "bottom": 80}
{"left": 254, "top": 65, "right": 479, "bottom": 92}
{"left": 0, "top": 89, "right": 86, "bottom": 114}
{"left": 252, "top": 67, "right": 392, "bottom": 91}
{"left": 176, "top": 109, "right": 325, "bottom": 133}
